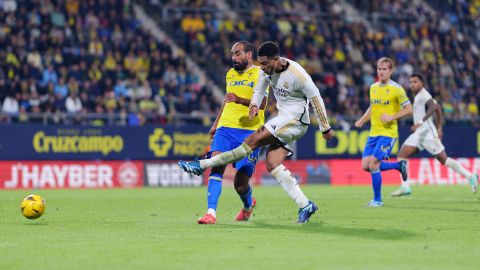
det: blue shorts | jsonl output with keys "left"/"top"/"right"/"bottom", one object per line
{"left": 362, "top": 136, "right": 397, "bottom": 161}
{"left": 210, "top": 127, "right": 260, "bottom": 177}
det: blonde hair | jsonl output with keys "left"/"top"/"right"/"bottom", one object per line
{"left": 377, "top": 57, "right": 394, "bottom": 70}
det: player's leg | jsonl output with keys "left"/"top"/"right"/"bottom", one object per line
{"left": 233, "top": 147, "right": 260, "bottom": 221}
{"left": 368, "top": 156, "right": 383, "bottom": 206}
{"left": 198, "top": 158, "right": 226, "bottom": 224}
{"left": 267, "top": 144, "right": 308, "bottom": 208}
{"left": 362, "top": 137, "right": 382, "bottom": 206}
{"left": 391, "top": 144, "right": 418, "bottom": 197}
{"left": 378, "top": 138, "right": 406, "bottom": 176}
{"left": 436, "top": 151, "right": 478, "bottom": 193}
{"left": 233, "top": 169, "right": 256, "bottom": 221}
{"left": 178, "top": 126, "right": 276, "bottom": 175}
{"left": 362, "top": 156, "right": 372, "bottom": 172}
{"left": 366, "top": 136, "right": 396, "bottom": 206}
{"left": 266, "top": 144, "right": 317, "bottom": 223}
{"left": 197, "top": 127, "right": 230, "bottom": 224}
{"left": 361, "top": 136, "right": 376, "bottom": 172}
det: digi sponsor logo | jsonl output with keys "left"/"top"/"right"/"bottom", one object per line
{"left": 145, "top": 163, "right": 203, "bottom": 187}
{"left": 315, "top": 130, "right": 398, "bottom": 155}
{"left": 228, "top": 80, "right": 254, "bottom": 87}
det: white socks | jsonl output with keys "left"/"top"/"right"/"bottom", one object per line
{"left": 207, "top": 208, "right": 216, "bottom": 218}
{"left": 200, "top": 142, "right": 253, "bottom": 169}
{"left": 271, "top": 164, "right": 309, "bottom": 208}
{"left": 445, "top": 157, "right": 472, "bottom": 179}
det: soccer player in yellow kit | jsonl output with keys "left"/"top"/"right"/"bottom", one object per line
{"left": 180, "top": 41, "right": 334, "bottom": 223}
{"left": 355, "top": 57, "right": 412, "bottom": 206}
{"left": 197, "top": 41, "right": 268, "bottom": 224}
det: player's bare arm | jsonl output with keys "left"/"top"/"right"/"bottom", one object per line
{"left": 210, "top": 102, "right": 226, "bottom": 139}
{"left": 380, "top": 103, "right": 412, "bottom": 124}
{"left": 434, "top": 102, "right": 443, "bottom": 139}
{"left": 248, "top": 104, "right": 259, "bottom": 121}
{"left": 411, "top": 99, "right": 436, "bottom": 132}
{"left": 355, "top": 106, "right": 371, "bottom": 128}
{"left": 226, "top": 93, "right": 268, "bottom": 110}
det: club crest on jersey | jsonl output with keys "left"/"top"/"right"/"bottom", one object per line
{"left": 380, "top": 144, "right": 391, "bottom": 153}
{"left": 247, "top": 153, "right": 258, "bottom": 163}
{"left": 283, "top": 81, "right": 289, "bottom": 89}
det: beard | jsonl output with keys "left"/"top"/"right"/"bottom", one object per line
{"left": 233, "top": 60, "right": 248, "bottom": 71}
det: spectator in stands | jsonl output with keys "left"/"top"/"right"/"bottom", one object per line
{"left": 65, "top": 91, "right": 82, "bottom": 113}
{"left": 2, "top": 91, "right": 19, "bottom": 115}
{"left": 42, "top": 65, "right": 58, "bottom": 87}
{"left": 54, "top": 78, "right": 69, "bottom": 99}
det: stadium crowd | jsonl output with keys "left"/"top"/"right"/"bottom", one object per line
{"left": 156, "top": 0, "right": 479, "bottom": 125}
{"left": 1, "top": 0, "right": 479, "bottom": 126}
{"left": 0, "top": 0, "right": 217, "bottom": 125}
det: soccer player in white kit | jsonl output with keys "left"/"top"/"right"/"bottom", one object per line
{"left": 179, "top": 41, "right": 335, "bottom": 223}
{"left": 391, "top": 74, "right": 479, "bottom": 196}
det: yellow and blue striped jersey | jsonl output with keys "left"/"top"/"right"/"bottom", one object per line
{"left": 218, "top": 66, "right": 267, "bottom": 130}
{"left": 369, "top": 80, "right": 410, "bottom": 138}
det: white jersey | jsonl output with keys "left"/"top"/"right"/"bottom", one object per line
{"left": 251, "top": 57, "right": 330, "bottom": 132}
{"left": 413, "top": 88, "right": 438, "bottom": 136}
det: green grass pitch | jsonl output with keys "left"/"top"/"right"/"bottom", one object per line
{"left": 1, "top": 185, "right": 479, "bottom": 270}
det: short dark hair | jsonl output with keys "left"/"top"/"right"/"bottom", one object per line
{"left": 258, "top": 41, "right": 279, "bottom": 58}
{"left": 410, "top": 73, "right": 424, "bottom": 83}
{"left": 237, "top": 41, "right": 254, "bottom": 54}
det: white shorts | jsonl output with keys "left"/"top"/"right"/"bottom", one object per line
{"left": 403, "top": 130, "right": 445, "bottom": 156}
{"left": 264, "top": 114, "right": 308, "bottom": 155}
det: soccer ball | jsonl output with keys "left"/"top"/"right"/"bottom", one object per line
{"left": 20, "top": 194, "right": 46, "bottom": 219}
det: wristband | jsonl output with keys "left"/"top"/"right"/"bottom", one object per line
{"left": 322, "top": 128, "right": 331, "bottom": 134}
{"left": 418, "top": 120, "right": 424, "bottom": 124}
{"left": 249, "top": 103, "right": 258, "bottom": 109}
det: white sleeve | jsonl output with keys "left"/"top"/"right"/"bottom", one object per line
{"left": 304, "top": 79, "right": 331, "bottom": 132}
{"left": 250, "top": 71, "right": 268, "bottom": 108}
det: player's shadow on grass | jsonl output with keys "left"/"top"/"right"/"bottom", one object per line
{"left": 23, "top": 223, "right": 49, "bottom": 226}
{"left": 388, "top": 205, "right": 479, "bottom": 214}
{"left": 215, "top": 221, "right": 415, "bottom": 241}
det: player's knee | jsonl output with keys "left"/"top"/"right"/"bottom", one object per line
{"left": 244, "top": 136, "right": 258, "bottom": 150}
{"left": 437, "top": 156, "right": 447, "bottom": 165}
{"left": 368, "top": 162, "right": 380, "bottom": 172}
{"left": 211, "top": 166, "right": 226, "bottom": 175}
{"left": 362, "top": 165, "right": 370, "bottom": 172}
{"left": 236, "top": 166, "right": 253, "bottom": 179}
{"left": 266, "top": 160, "right": 280, "bottom": 173}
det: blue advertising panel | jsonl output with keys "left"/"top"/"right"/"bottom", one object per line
{"left": 0, "top": 125, "right": 210, "bottom": 160}
{"left": 0, "top": 124, "right": 478, "bottom": 160}
{"left": 296, "top": 125, "right": 480, "bottom": 159}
